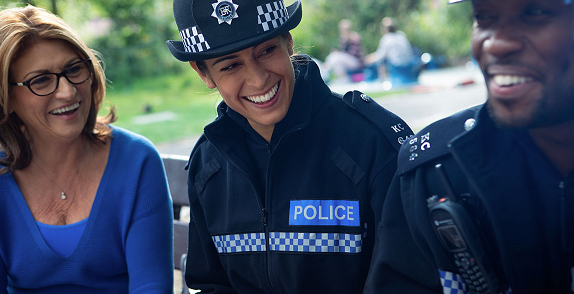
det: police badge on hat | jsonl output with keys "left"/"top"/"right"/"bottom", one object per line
{"left": 167, "top": 0, "right": 302, "bottom": 61}
{"left": 212, "top": 0, "right": 239, "bottom": 25}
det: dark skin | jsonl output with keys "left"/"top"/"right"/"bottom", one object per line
{"left": 471, "top": 0, "right": 574, "bottom": 177}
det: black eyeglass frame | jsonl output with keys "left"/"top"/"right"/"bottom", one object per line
{"left": 10, "top": 59, "right": 93, "bottom": 97}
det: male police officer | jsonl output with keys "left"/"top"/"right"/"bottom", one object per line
{"left": 363, "top": 0, "right": 574, "bottom": 293}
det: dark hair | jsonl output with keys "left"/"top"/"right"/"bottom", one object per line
{"left": 196, "top": 60, "right": 208, "bottom": 74}
{"left": 382, "top": 17, "right": 397, "bottom": 33}
{"left": 194, "top": 33, "right": 293, "bottom": 76}
{"left": 0, "top": 5, "right": 116, "bottom": 174}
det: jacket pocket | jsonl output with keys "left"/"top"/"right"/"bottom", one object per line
{"left": 194, "top": 159, "right": 221, "bottom": 194}
{"left": 331, "top": 146, "right": 365, "bottom": 185}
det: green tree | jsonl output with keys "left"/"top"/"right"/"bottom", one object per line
{"left": 401, "top": 0, "right": 473, "bottom": 62}
{"left": 292, "top": 0, "right": 420, "bottom": 61}
{"left": 0, "top": 0, "right": 58, "bottom": 14}
{"left": 0, "top": 0, "right": 192, "bottom": 86}
{"left": 292, "top": 0, "right": 473, "bottom": 65}
{"left": 88, "top": 0, "right": 183, "bottom": 85}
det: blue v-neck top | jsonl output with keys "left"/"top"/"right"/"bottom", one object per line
{"left": 36, "top": 218, "right": 88, "bottom": 258}
{"left": 0, "top": 126, "right": 174, "bottom": 293}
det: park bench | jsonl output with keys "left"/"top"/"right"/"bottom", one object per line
{"left": 161, "top": 154, "right": 190, "bottom": 294}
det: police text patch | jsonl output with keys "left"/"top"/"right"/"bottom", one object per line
{"left": 289, "top": 200, "right": 360, "bottom": 227}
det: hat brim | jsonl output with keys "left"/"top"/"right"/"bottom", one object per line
{"left": 167, "top": 0, "right": 302, "bottom": 62}
{"left": 448, "top": 0, "right": 468, "bottom": 3}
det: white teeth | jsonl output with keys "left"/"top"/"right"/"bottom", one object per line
{"left": 50, "top": 102, "right": 80, "bottom": 114}
{"left": 245, "top": 83, "right": 279, "bottom": 103}
{"left": 493, "top": 75, "right": 533, "bottom": 87}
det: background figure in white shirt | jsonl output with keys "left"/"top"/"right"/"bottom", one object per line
{"left": 365, "top": 17, "right": 414, "bottom": 81}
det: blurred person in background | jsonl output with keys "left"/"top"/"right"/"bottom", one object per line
{"left": 365, "top": 17, "right": 415, "bottom": 81}
{"left": 322, "top": 19, "right": 365, "bottom": 83}
{"left": 166, "top": 0, "right": 413, "bottom": 292}
{"left": 0, "top": 5, "right": 174, "bottom": 293}
{"left": 364, "top": 0, "right": 574, "bottom": 293}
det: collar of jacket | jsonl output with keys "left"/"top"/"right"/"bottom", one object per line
{"left": 448, "top": 105, "right": 553, "bottom": 293}
{"left": 203, "top": 55, "right": 331, "bottom": 153}
{"left": 448, "top": 104, "right": 530, "bottom": 175}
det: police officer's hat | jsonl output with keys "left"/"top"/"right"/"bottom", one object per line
{"left": 167, "top": 0, "right": 302, "bottom": 61}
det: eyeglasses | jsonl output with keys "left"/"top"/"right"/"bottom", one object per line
{"left": 10, "top": 59, "right": 93, "bottom": 96}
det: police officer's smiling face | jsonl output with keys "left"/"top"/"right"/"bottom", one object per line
{"left": 190, "top": 35, "right": 295, "bottom": 141}
{"left": 471, "top": 0, "right": 574, "bottom": 128}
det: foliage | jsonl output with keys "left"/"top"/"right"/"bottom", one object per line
{"left": 88, "top": 0, "right": 184, "bottom": 85}
{"left": 292, "top": 0, "right": 419, "bottom": 61}
{"left": 401, "top": 1, "right": 473, "bottom": 63}
{"left": 0, "top": 0, "right": 186, "bottom": 86}
{"left": 292, "top": 0, "right": 473, "bottom": 65}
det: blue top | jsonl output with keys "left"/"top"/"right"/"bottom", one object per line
{"left": 36, "top": 218, "right": 88, "bottom": 258}
{"left": 0, "top": 126, "right": 174, "bottom": 293}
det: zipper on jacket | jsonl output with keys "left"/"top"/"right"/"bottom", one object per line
{"left": 262, "top": 208, "right": 268, "bottom": 226}
{"left": 558, "top": 180, "right": 573, "bottom": 294}
{"left": 263, "top": 131, "right": 300, "bottom": 294}
{"left": 264, "top": 160, "right": 280, "bottom": 294}
{"left": 560, "top": 181, "right": 567, "bottom": 252}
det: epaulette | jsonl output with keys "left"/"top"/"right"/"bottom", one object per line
{"left": 398, "top": 105, "right": 482, "bottom": 175}
{"left": 342, "top": 90, "right": 413, "bottom": 151}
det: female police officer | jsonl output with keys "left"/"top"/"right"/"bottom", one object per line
{"left": 166, "top": 0, "right": 413, "bottom": 292}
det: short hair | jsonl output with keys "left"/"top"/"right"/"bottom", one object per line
{"left": 0, "top": 5, "right": 116, "bottom": 174}
{"left": 382, "top": 17, "right": 397, "bottom": 33}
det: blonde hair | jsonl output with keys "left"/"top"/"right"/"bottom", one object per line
{"left": 0, "top": 5, "right": 115, "bottom": 174}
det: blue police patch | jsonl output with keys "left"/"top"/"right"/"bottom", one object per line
{"left": 289, "top": 200, "right": 360, "bottom": 227}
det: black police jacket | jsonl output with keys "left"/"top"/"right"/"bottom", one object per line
{"left": 364, "top": 104, "right": 574, "bottom": 294}
{"left": 184, "top": 56, "right": 413, "bottom": 293}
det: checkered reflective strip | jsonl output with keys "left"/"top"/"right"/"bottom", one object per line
{"left": 439, "top": 270, "right": 513, "bottom": 294}
{"left": 180, "top": 26, "right": 211, "bottom": 53}
{"left": 256, "top": 1, "right": 288, "bottom": 32}
{"left": 439, "top": 270, "right": 467, "bottom": 294}
{"left": 211, "top": 233, "right": 266, "bottom": 253}
{"left": 269, "top": 232, "right": 362, "bottom": 253}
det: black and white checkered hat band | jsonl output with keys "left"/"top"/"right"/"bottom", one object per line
{"left": 257, "top": 1, "right": 288, "bottom": 32}
{"left": 180, "top": 26, "right": 211, "bottom": 53}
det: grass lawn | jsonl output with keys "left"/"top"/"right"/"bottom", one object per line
{"left": 102, "top": 69, "right": 222, "bottom": 145}
{"left": 102, "top": 70, "right": 405, "bottom": 145}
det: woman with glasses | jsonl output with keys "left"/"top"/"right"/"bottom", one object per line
{"left": 0, "top": 5, "right": 173, "bottom": 293}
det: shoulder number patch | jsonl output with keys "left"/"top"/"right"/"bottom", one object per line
{"left": 408, "top": 132, "right": 431, "bottom": 161}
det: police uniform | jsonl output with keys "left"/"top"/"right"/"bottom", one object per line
{"left": 364, "top": 104, "right": 574, "bottom": 294}
{"left": 184, "top": 56, "right": 412, "bottom": 293}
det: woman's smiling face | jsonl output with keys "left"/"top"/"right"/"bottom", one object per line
{"left": 9, "top": 39, "right": 92, "bottom": 143}
{"left": 191, "top": 34, "right": 295, "bottom": 141}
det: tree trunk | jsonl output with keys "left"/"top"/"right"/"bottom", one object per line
{"left": 51, "top": 0, "right": 58, "bottom": 15}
